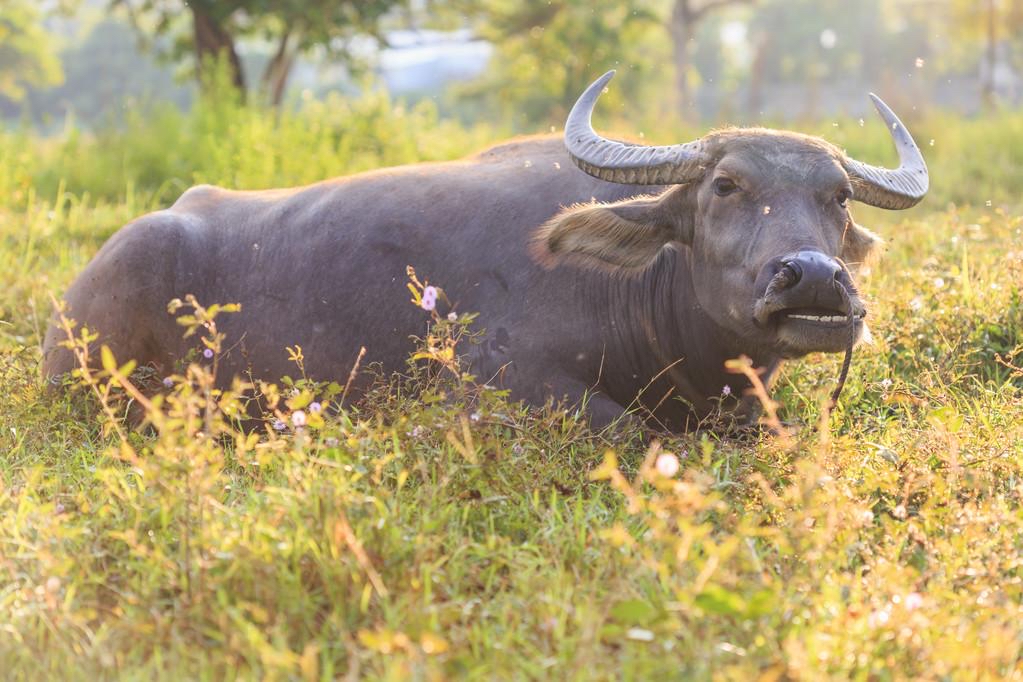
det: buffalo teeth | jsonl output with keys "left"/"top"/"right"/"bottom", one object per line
{"left": 787, "top": 313, "right": 847, "bottom": 322}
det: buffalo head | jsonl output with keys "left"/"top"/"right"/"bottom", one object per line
{"left": 535, "top": 71, "right": 928, "bottom": 359}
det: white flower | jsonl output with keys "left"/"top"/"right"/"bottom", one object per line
{"left": 859, "top": 509, "right": 875, "bottom": 525}
{"left": 655, "top": 453, "right": 680, "bottom": 477}
{"left": 447, "top": 312, "right": 458, "bottom": 322}
{"left": 904, "top": 592, "right": 923, "bottom": 610}
{"left": 868, "top": 608, "right": 890, "bottom": 628}
{"left": 892, "top": 504, "right": 907, "bottom": 520}
{"left": 291, "top": 410, "right": 307, "bottom": 427}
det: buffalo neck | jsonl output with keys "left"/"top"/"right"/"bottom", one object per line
{"left": 590, "top": 245, "right": 781, "bottom": 426}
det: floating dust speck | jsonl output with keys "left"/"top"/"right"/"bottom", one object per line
{"left": 915, "top": 57, "right": 925, "bottom": 68}
{"left": 763, "top": 206, "right": 771, "bottom": 215}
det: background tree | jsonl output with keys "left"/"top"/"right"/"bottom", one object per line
{"left": 0, "top": 1, "right": 63, "bottom": 101}
{"left": 945, "top": 0, "right": 1023, "bottom": 107}
{"left": 668, "top": 0, "right": 754, "bottom": 118}
{"left": 113, "top": 0, "right": 407, "bottom": 105}
{"left": 451, "top": 0, "right": 665, "bottom": 128}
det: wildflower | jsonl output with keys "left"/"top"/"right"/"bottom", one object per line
{"left": 291, "top": 410, "right": 307, "bottom": 427}
{"left": 892, "top": 504, "right": 907, "bottom": 520}
{"left": 905, "top": 592, "right": 924, "bottom": 610}
{"left": 868, "top": 608, "right": 890, "bottom": 628}
{"left": 308, "top": 401, "right": 323, "bottom": 414}
{"left": 880, "top": 378, "right": 892, "bottom": 390}
{"left": 55, "top": 503, "right": 65, "bottom": 515}
{"left": 324, "top": 437, "right": 339, "bottom": 447}
{"left": 162, "top": 377, "right": 174, "bottom": 388}
{"left": 272, "top": 419, "right": 287, "bottom": 431}
{"left": 421, "top": 285, "right": 438, "bottom": 311}
{"left": 655, "top": 453, "right": 680, "bottom": 478}
{"left": 859, "top": 509, "right": 875, "bottom": 525}
{"left": 447, "top": 312, "right": 458, "bottom": 322}
{"left": 203, "top": 348, "right": 214, "bottom": 359}
{"left": 721, "top": 384, "right": 732, "bottom": 397}
{"left": 45, "top": 576, "right": 61, "bottom": 593}
{"left": 470, "top": 411, "right": 481, "bottom": 423}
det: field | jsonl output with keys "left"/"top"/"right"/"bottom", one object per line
{"left": 2, "top": 93, "right": 1023, "bottom": 679}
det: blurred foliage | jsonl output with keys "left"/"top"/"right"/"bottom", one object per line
{"left": 112, "top": 0, "right": 407, "bottom": 103}
{"left": 0, "top": 0, "right": 64, "bottom": 101}
{"left": 451, "top": 0, "right": 666, "bottom": 127}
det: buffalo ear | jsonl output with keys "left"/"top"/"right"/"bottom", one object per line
{"left": 532, "top": 186, "right": 693, "bottom": 271}
{"left": 840, "top": 220, "right": 884, "bottom": 273}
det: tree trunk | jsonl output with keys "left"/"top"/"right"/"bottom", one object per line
{"left": 983, "top": 0, "right": 997, "bottom": 108}
{"left": 670, "top": 0, "right": 696, "bottom": 120}
{"left": 191, "top": 4, "right": 246, "bottom": 96}
{"left": 747, "top": 30, "right": 768, "bottom": 121}
{"left": 262, "top": 30, "right": 296, "bottom": 108}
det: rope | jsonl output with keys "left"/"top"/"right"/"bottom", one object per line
{"left": 828, "top": 274, "right": 858, "bottom": 410}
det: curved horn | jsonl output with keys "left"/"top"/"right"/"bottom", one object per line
{"left": 843, "top": 94, "right": 929, "bottom": 210}
{"left": 564, "top": 71, "right": 708, "bottom": 185}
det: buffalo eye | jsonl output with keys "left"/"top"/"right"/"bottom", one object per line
{"left": 836, "top": 187, "right": 852, "bottom": 208}
{"left": 712, "top": 176, "right": 740, "bottom": 197}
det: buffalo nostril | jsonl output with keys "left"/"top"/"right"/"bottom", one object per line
{"left": 780, "top": 262, "right": 801, "bottom": 287}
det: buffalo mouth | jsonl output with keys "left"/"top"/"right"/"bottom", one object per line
{"left": 774, "top": 306, "right": 864, "bottom": 327}
{"left": 767, "top": 305, "right": 864, "bottom": 354}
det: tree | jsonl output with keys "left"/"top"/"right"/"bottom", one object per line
{"left": 113, "top": 0, "right": 407, "bottom": 105}
{"left": 667, "top": 0, "right": 754, "bottom": 119}
{"left": 0, "top": 1, "right": 63, "bottom": 101}
{"left": 454, "top": 0, "right": 665, "bottom": 127}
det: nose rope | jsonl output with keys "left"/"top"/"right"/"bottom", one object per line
{"left": 829, "top": 262, "right": 858, "bottom": 410}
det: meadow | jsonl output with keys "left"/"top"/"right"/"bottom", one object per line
{"left": 1, "top": 92, "right": 1023, "bottom": 679}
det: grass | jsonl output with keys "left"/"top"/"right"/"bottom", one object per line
{"left": 1, "top": 93, "right": 1023, "bottom": 679}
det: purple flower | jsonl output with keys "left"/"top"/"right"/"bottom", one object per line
{"left": 421, "top": 286, "right": 438, "bottom": 311}
{"left": 162, "top": 377, "right": 174, "bottom": 388}
{"left": 308, "top": 401, "right": 322, "bottom": 414}
{"left": 203, "top": 348, "right": 214, "bottom": 359}
{"left": 721, "top": 385, "right": 732, "bottom": 396}
{"left": 272, "top": 419, "right": 286, "bottom": 431}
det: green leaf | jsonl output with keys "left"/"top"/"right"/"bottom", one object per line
{"left": 694, "top": 585, "right": 746, "bottom": 616}
{"left": 610, "top": 599, "right": 656, "bottom": 625}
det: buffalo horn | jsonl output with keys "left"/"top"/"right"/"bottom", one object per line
{"left": 842, "top": 94, "right": 929, "bottom": 210}
{"left": 564, "top": 71, "right": 708, "bottom": 185}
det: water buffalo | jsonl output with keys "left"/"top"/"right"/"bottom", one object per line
{"left": 42, "top": 72, "right": 928, "bottom": 429}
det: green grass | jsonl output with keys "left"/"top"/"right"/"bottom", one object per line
{"left": 2, "top": 95, "right": 1023, "bottom": 679}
